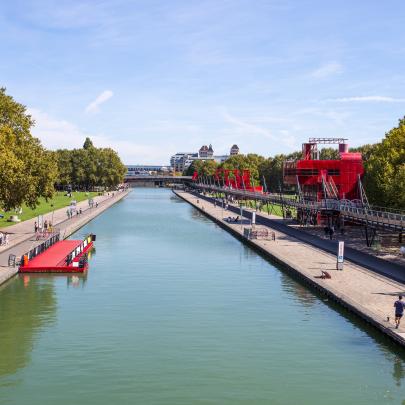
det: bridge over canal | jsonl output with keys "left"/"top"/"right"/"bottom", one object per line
{"left": 124, "top": 175, "right": 192, "bottom": 187}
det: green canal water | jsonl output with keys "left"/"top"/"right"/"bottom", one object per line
{"left": 0, "top": 188, "right": 404, "bottom": 404}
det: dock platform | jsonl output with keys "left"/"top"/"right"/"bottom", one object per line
{"left": 19, "top": 235, "right": 94, "bottom": 273}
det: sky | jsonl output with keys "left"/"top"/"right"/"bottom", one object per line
{"left": 1, "top": 0, "right": 405, "bottom": 164}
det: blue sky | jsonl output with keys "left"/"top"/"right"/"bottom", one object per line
{"left": 1, "top": 0, "right": 405, "bottom": 164}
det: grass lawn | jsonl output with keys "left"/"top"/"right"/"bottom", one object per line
{"left": 0, "top": 191, "right": 98, "bottom": 228}
{"left": 206, "top": 193, "right": 297, "bottom": 218}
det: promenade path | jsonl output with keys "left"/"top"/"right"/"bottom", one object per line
{"left": 175, "top": 190, "right": 405, "bottom": 346}
{"left": 0, "top": 189, "right": 129, "bottom": 285}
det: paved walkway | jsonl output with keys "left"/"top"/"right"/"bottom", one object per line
{"left": 197, "top": 193, "right": 405, "bottom": 283}
{"left": 175, "top": 190, "right": 405, "bottom": 346}
{"left": 0, "top": 189, "right": 129, "bottom": 285}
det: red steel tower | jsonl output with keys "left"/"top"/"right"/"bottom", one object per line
{"left": 283, "top": 138, "right": 364, "bottom": 202}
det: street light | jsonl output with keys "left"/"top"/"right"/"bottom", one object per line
{"left": 51, "top": 203, "right": 55, "bottom": 230}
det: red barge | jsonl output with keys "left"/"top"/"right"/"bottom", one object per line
{"left": 19, "top": 233, "right": 96, "bottom": 273}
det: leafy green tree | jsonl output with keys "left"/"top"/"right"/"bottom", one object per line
{"left": 362, "top": 117, "right": 405, "bottom": 208}
{"left": 184, "top": 160, "right": 202, "bottom": 176}
{"left": 350, "top": 144, "right": 376, "bottom": 162}
{"left": 54, "top": 149, "right": 73, "bottom": 187}
{"left": 219, "top": 154, "right": 265, "bottom": 182}
{"left": 83, "top": 137, "right": 94, "bottom": 150}
{"left": 97, "top": 148, "right": 127, "bottom": 188}
{"left": 0, "top": 88, "right": 57, "bottom": 211}
{"left": 54, "top": 138, "right": 126, "bottom": 190}
{"left": 258, "top": 151, "right": 300, "bottom": 192}
{"left": 184, "top": 159, "right": 218, "bottom": 177}
{"left": 319, "top": 147, "right": 340, "bottom": 160}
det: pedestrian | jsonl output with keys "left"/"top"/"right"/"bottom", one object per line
{"left": 79, "top": 208, "right": 82, "bottom": 215}
{"left": 34, "top": 221, "right": 38, "bottom": 233}
{"left": 394, "top": 295, "right": 405, "bottom": 329}
{"left": 96, "top": 202, "right": 98, "bottom": 208}
{"left": 44, "top": 220, "right": 48, "bottom": 231}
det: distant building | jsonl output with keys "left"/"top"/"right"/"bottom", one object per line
{"left": 199, "top": 144, "right": 214, "bottom": 158}
{"left": 170, "top": 144, "right": 240, "bottom": 172}
{"left": 170, "top": 152, "right": 198, "bottom": 172}
{"left": 230, "top": 144, "right": 239, "bottom": 156}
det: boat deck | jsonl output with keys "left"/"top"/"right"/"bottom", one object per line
{"left": 20, "top": 239, "right": 92, "bottom": 273}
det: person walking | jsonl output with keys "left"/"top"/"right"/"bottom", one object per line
{"left": 34, "top": 221, "right": 38, "bottom": 233}
{"left": 394, "top": 295, "right": 405, "bottom": 329}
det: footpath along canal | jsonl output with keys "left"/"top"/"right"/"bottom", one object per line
{"left": 0, "top": 188, "right": 404, "bottom": 404}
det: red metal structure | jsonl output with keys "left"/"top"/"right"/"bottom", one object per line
{"left": 283, "top": 138, "right": 364, "bottom": 202}
{"left": 193, "top": 168, "right": 263, "bottom": 192}
{"left": 19, "top": 234, "right": 95, "bottom": 273}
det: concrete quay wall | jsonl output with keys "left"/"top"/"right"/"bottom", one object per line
{"left": 173, "top": 190, "right": 405, "bottom": 348}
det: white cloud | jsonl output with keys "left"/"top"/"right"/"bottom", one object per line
{"left": 221, "top": 109, "right": 275, "bottom": 140}
{"left": 85, "top": 90, "right": 113, "bottom": 114}
{"left": 27, "top": 108, "right": 170, "bottom": 164}
{"left": 329, "top": 96, "right": 405, "bottom": 103}
{"left": 311, "top": 62, "right": 343, "bottom": 79}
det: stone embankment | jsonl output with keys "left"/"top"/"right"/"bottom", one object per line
{"left": 174, "top": 190, "right": 405, "bottom": 347}
{"left": 0, "top": 189, "right": 129, "bottom": 286}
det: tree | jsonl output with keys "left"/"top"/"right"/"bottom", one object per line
{"left": 54, "top": 149, "right": 73, "bottom": 188}
{"left": 54, "top": 138, "right": 126, "bottom": 190}
{"left": 319, "top": 147, "right": 340, "bottom": 160}
{"left": 0, "top": 88, "right": 57, "bottom": 211}
{"left": 219, "top": 154, "right": 265, "bottom": 182}
{"left": 184, "top": 160, "right": 218, "bottom": 177}
{"left": 184, "top": 160, "right": 204, "bottom": 176}
{"left": 258, "top": 151, "right": 300, "bottom": 192}
{"left": 361, "top": 117, "right": 405, "bottom": 208}
{"left": 350, "top": 144, "right": 376, "bottom": 162}
{"left": 97, "top": 148, "right": 127, "bottom": 188}
{"left": 83, "top": 137, "right": 94, "bottom": 150}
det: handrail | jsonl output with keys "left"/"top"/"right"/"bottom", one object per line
{"left": 57, "top": 234, "right": 94, "bottom": 267}
{"left": 191, "top": 182, "right": 405, "bottom": 231}
{"left": 20, "top": 231, "right": 61, "bottom": 264}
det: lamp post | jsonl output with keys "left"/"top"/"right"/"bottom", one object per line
{"left": 51, "top": 203, "right": 55, "bottom": 230}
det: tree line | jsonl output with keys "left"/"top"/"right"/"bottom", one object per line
{"left": 0, "top": 88, "right": 127, "bottom": 212}
{"left": 54, "top": 137, "right": 126, "bottom": 191}
{"left": 185, "top": 117, "right": 405, "bottom": 210}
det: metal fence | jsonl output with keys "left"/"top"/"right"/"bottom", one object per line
{"left": 21, "top": 231, "right": 60, "bottom": 263}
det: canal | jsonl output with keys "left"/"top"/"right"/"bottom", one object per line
{"left": 0, "top": 188, "right": 404, "bottom": 404}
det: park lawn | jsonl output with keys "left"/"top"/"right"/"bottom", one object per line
{"left": 206, "top": 192, "right": 296, "bottom": 217}
{"left": 0, "top": 191, "right": 98, "bottom": 228}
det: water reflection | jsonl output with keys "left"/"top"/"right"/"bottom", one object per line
{"left": 279, "top": 272, "right": 318, "bottom": 308}
{"left": 67, "top": 274, "right": 87, "bottom": 288}
{"left": 0, "top": 276, "right": 56, "bottom": 379}
{"left": 190, "top": 207, "right": 212, "bottom": 223}
{"left": 393, "top": 356, "right": 405, "bottom": 387}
